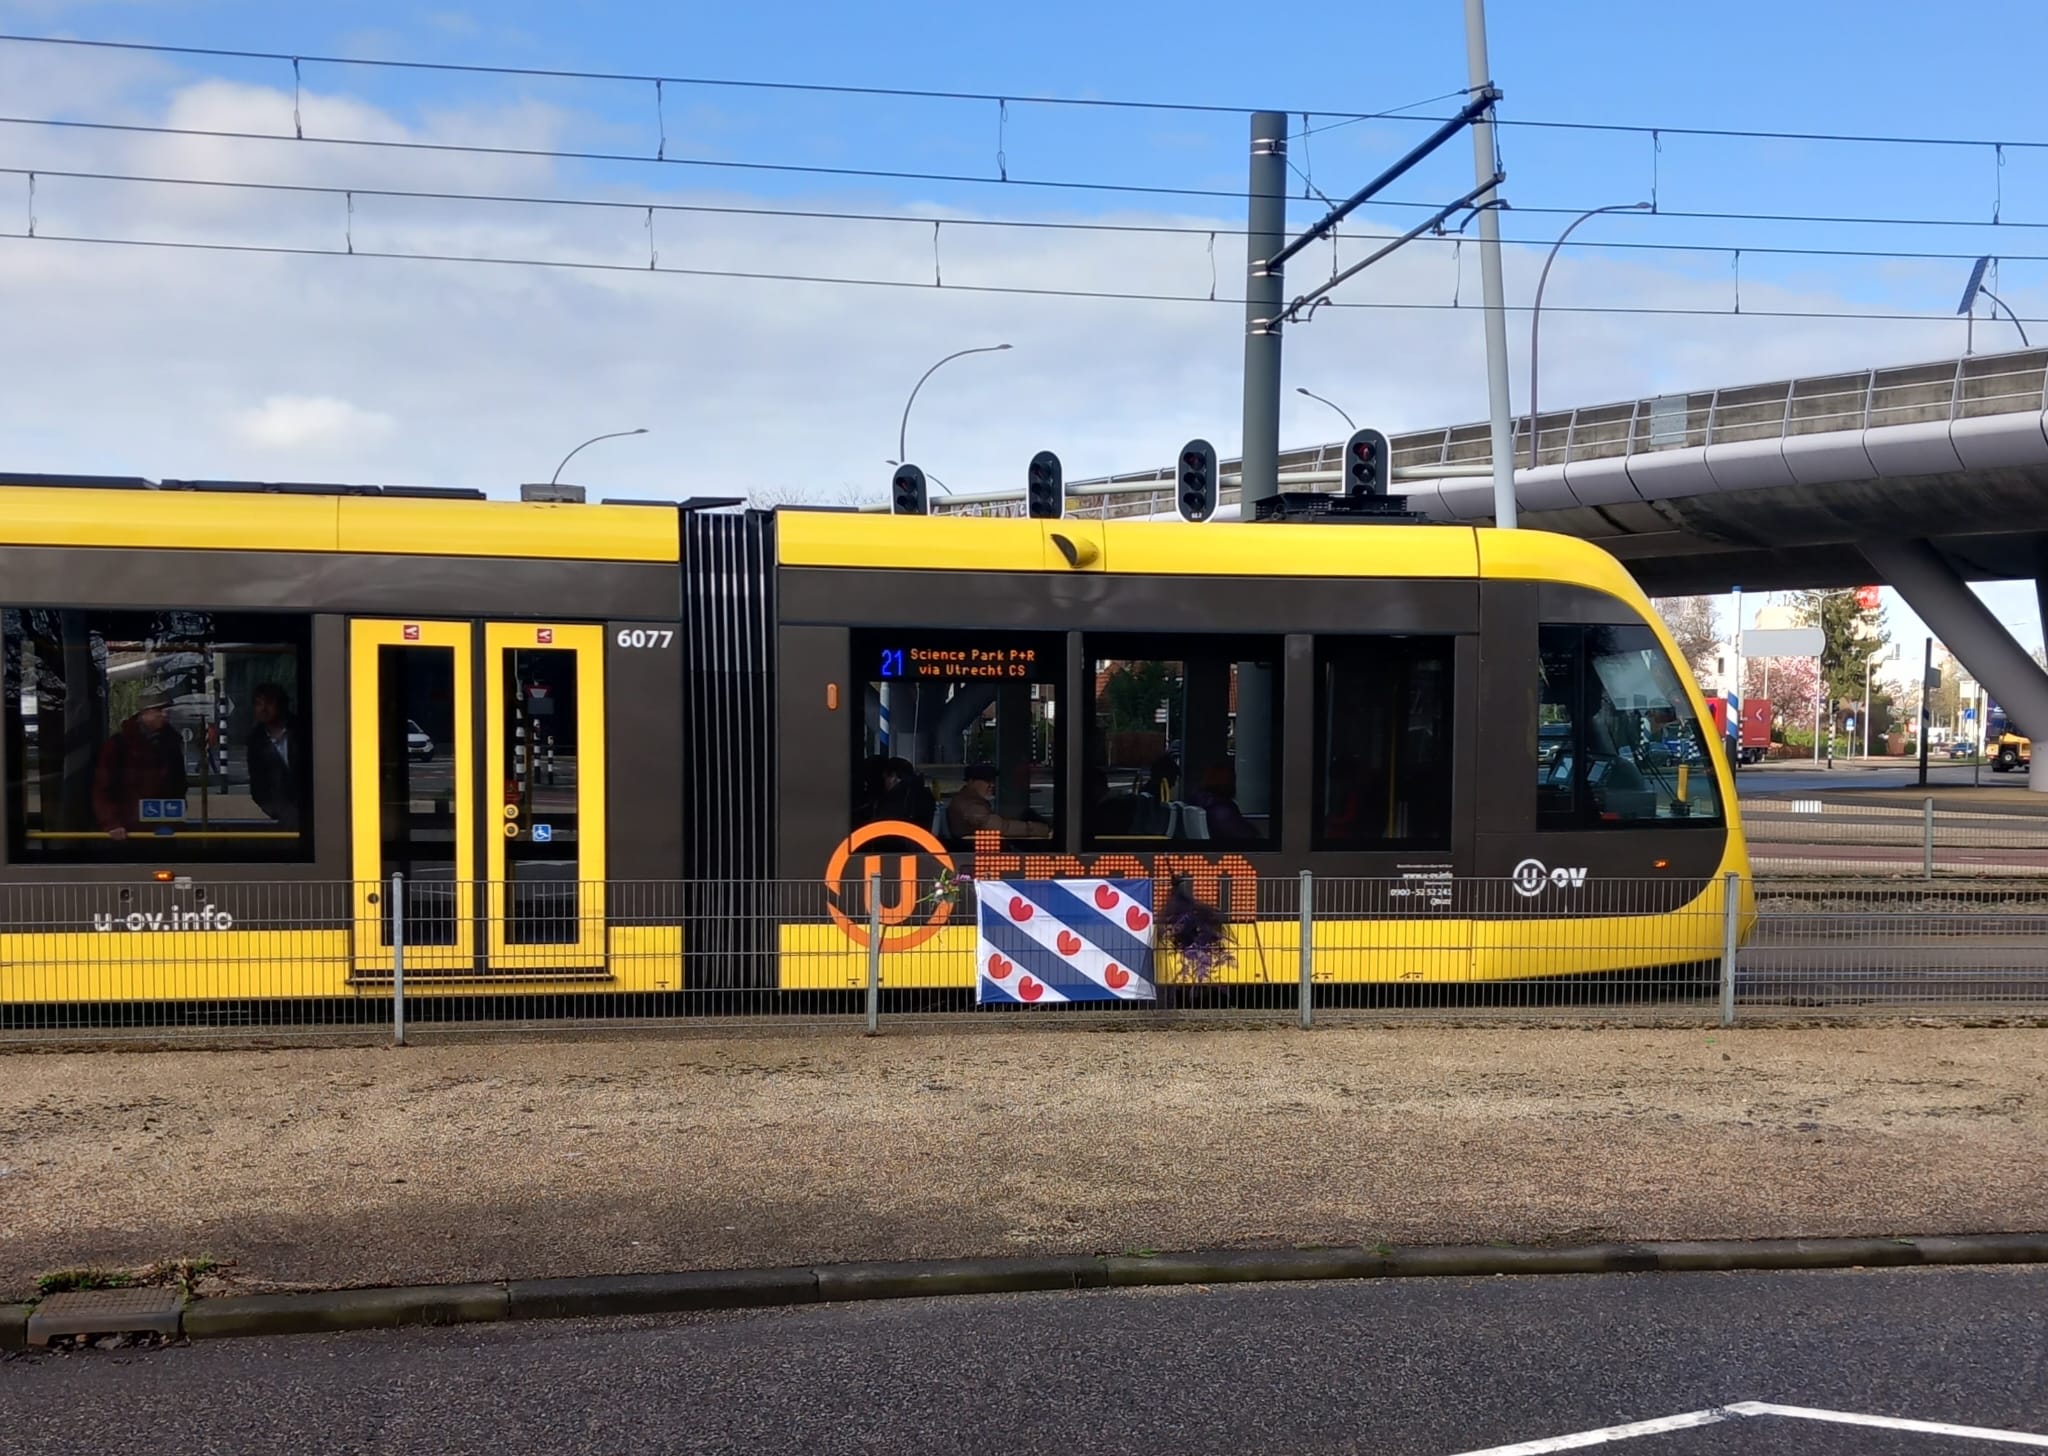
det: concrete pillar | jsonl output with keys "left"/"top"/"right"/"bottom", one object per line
{"left": 2034, "top": 537, "right": 2048, "bottom": 644}
{"left": 1234, "top": 664, "right": 1275, "bottom": 817}
{"left": 1182, "top": 663, "right": 1230, "bottom": 801}
{"left": 994, "top": 682, "right": 1032, "bottom": 817}
{"left": 1862, "top": 539, "right": 2048, "bottom": 792}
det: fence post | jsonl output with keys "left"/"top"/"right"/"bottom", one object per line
{"left": 1297, "top": 869, "right": 1314, "bottom": 1029}
{"left": 391, "top": 871, "right": 406, "bottom": 1047}
{"left": 1719, "top": 870, "right": 1739, "bottom": 1029}
{"left": 865, "top": 871, "right": 882, "bottom": 1035}
{"left": 1923, "top": 796, "right": 1935, "bottom": 881}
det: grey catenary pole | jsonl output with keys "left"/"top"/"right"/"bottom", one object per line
{"left": 1463, "top": 0, "right": 1518, "bottom": 527}
{"left": 1239, "top": 111, "right": 1289, "bottom": 507}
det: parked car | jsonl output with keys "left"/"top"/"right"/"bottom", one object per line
{"left": 407, "top": 720, "right": 434, "bottom": 761}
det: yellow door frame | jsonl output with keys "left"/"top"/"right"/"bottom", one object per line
{"left": 483, "top": 622, "right": 608, "bottom": 970}
{"left": 348, "top": 619, "right": 476, "bottom": 974}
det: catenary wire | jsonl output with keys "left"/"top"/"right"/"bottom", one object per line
{"left": 5, "top": 114, "right": 2048, "bottom": 235}
{"left": 8, "top": 161, "right": 2048, "bottom": 259}
{"left": 9, "top": 31, "right": 2048, "bottom": 153}
{"left": 8, "top": 227, "right": 2045, "bottom": 324}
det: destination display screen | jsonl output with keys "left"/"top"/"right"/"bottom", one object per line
{"left": 877, "top": 643, "right": 1040, "bottom": 681}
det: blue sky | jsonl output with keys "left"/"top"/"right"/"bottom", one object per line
{"left": 1, "top": 0, "right": 2045, "bottom": 654}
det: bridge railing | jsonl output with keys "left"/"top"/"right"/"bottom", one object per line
{"left": 940, "top": 347, "right": 2048, "bottom": 520}
{"left": 1401, "top": 347, "right": 2048, "bottom": 473}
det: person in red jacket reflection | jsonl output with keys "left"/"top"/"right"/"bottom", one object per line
{"left": 92, "top": 687, "right": 188, "bottom": 840}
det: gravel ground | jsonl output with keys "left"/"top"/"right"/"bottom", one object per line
{"left": 2, "top": 1026, "right": 2043, "bottom": 1299}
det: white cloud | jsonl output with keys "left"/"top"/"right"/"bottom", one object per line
{"left": 0, "top": 64, "right": 2017, "bottom": 509}
{"left": 231, "top": 395, "right": 396, "bottom": 452}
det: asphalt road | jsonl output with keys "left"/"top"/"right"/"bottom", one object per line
{"left": 7, "top": 1267, "right": 2045, "bottom": 1454}
{"left": 1738, "top": 763, "right": 2017, "bottom": 796}
{"left": 1752, "top": 842, "right": 2048, "bottom": 873}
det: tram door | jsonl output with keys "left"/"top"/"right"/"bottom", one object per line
{"left": 348, "top": 620, "right": 607, "bottom": 975}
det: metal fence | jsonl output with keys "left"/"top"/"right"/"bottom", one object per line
{"left": 3, "top": 869, "right": 2046, "bottom": 1044}
{"left": 1744, "top": 796, "right": 2048, "bottom": 877}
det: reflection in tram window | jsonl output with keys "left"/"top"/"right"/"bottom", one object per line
{"left": 1537, "top": 625, "right": 1581, "bottom": 830}
{"left": 1315, "top": 637, "right": 1454, "bottom": 850}
{"left": 377, "top": 644, "right": 458, "bottom": 945}
{"left": 501, "top": 647, "right": 581, "bottom": 944}
{"left": 1083, "top": 634, "right": 1281, "bottom": 847}
{"left": 852, "top": 629, "right": 1061, "bottom": 847}
{"left": 1537, "top": 622, "right": 1723, "bottom": 828}
{"left": 2, "top": 608, "right": 312, "bottom": 863}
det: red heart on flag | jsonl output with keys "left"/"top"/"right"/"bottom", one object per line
{"left": 987, "top": 953, "right": 1013, "bottom": 980}
{"left": 1009, "top": 896, "right": 1033, "bottom": 922}
{"left": 1017, "top": 975, "right": 1044, "bottom": 1002}
{"left": 1056, "top": 930, "right": 1082, "bottom": 956}
{"left": 1094, "top": 884, "right": 1119, "bottom": 910}
{"left": 1105, "top": 964, "right": 1131, "bottom": 991}
{"left": 1126, "top": 906, "right": 1151, "bottom": 933}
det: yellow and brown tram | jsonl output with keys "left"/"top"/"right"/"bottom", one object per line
{"left": 0, "top": 474, "right": 1750, "bottom": 1010}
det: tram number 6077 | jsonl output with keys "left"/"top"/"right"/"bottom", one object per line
{"left": 616, "top": 628, "right": 676, "bottom": 649}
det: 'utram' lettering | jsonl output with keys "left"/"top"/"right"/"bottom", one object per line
{"left": 970, "top": 830, "right": 1259, "bottom": 920}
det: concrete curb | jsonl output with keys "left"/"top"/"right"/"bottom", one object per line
{"left": 34, "top": 1234, "right": 2048, "bottom": 1346}
{"left": 1, "top": 1303, "right": 28, "bottom": 1353}
{"left": 181, "top": 1283, "right": 507, "bottom": 1340}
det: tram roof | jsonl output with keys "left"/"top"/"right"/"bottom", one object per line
{"left": 0, "top": 473, "right": 1647, "bottom": 601}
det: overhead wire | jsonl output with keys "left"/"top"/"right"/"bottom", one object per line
{"left": 6, "top": 114, "right": 2048, "bottom": 236}
{"left": 8, "top": 227, "right": 2046, "bottom": 326}
{"left": 10, "top": 31, "right": 2048, "bottom": 152}
{"left": 8, "top": 163, "right": 2048, "bottom": 263}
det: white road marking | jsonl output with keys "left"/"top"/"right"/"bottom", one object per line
{"left": 1445, "top": 1408, "right": 1733, "bottom": 1454}
{"left": 1730, "top": 1401, "right": 2048, "bottom": 1446}
{"left": 1450, "top": 1400, "right": 2048, "bottom": 1454}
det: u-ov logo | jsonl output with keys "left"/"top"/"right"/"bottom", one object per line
{"left": 823, "top": 820, "right": 958, "bottom": 951}
{"left": 1512, "top": 857, "right": 1589, "bottom": 897}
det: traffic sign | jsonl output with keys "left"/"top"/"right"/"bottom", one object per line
{"left": 1744, "top": 627, "right": 1824, "bottom": 657}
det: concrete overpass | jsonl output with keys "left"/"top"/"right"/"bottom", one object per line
{"left": 947, "top": 346, "right": 2048, "bottom": 788}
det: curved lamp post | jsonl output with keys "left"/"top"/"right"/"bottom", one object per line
{"left": 1295, "top": 386, "right": 1356, "bottom": 431}
{"left": 1528, "top": 202, "right": 1652, "bottom": 468}
{"left": 898, "top": 344, "right": 1011, "bottom": 464}
{"left": 550, "top": 428, "right": 648, "bottom": 486}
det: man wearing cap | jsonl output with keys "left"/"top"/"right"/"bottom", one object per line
{"left": 91, "top": 687, "right": 189, "bottom": 840}
{"left": 944, "top": 762, "right": 1051, "bottom": 842}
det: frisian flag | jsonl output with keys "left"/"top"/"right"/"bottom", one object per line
{"left": 974, "top": 878, "right": 1157, "bottom": 1005}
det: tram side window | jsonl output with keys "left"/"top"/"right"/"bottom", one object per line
{"left": 1083, "top": 634, "right": 1282, "bottom": 847}
{"left": 1315, "top": 636, "right": 1455, "bottom": 849}
{"left": 852, "top": 630, "right": 1062, "bottom": 847}
{"left": 1537, "top": 626, "right": 1581, "bottom": 829}
{"left": 1537, "top": 622, "right": 1722, "bottom": 827}
{"left": 2, "top": 608, "right": 314, "bottom": 863}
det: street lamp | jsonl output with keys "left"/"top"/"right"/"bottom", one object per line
{"left": 898, "top": 344, "right": 1012, "bottom": 464}
{"left": 550, "top": 428, "right": 648, "bottom": 486}
{"left": 1528, "top": 202, "right": 1653, "bottom": 469}
{"left": 1295, "top": 387, "right": 1356, "bottom": 431}
{"left": 1958, "top": 256, "right": 2031, "bottom": 352}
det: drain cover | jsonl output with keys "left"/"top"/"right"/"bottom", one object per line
{"left": 28, "top": 1287, "right": 181, "bottom": 1345}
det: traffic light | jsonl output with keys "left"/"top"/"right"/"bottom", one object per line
{"left": 890, "top": 462, "right": 927, "bottom": 515}
{"left": 1027, "top": 450, "right": 1064, "bottom": 520}
{"left": 1343, "top": 427, "right": 1390, "bottom": 496}
{"left": 1177, "top": 438, "right": 1217, "bottom": 522}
